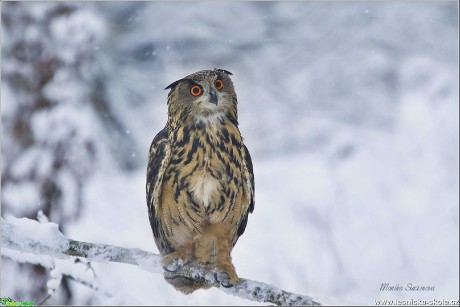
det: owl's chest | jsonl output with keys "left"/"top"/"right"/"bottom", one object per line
{"left": 189, "top": 168, "right": 220, "bottom": 209}
{"left": 167, "top": 125, "right": 243, "bottom": 212}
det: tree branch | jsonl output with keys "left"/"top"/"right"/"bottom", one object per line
{"left": 1, "top": 216, "right": 320, "bottom": 306}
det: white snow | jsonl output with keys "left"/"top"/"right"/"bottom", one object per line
{"left": 46, "top": 267, "right": 63, "bottom": 295}
{"left": 37, "top": 210, "right": 50, "bottom": 224}
{"left": 2, "top": 1, "right": 458, "bottom": 306}
{"left": 49, "top": 9, "right": 107, "bottom": 64}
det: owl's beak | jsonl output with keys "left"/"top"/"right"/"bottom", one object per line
{"left": 209, "top": 89, "right": 218, "bottom": 105}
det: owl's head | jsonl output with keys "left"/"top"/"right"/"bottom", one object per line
{"left": 165, "top": 69, "right": 238, "bottom": 125}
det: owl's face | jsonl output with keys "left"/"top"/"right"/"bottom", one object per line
{"left": 165, "top": 69, "right": 238, "bottom": 124}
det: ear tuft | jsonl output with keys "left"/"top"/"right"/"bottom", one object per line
{"left": 164, "top": 79, "right": 184, "bottom": 90}
{"left": 215, "top": 68, "right": 233, "bottom": 76}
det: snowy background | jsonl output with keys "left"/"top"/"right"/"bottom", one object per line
{"left": 1, "top": 2, "right": 459, "bottom": 305}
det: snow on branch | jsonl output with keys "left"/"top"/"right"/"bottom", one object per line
{"left": 1, "top": 216, "right": 320, "bottom": 306}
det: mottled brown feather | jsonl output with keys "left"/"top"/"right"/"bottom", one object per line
{"left": 146, "top": 69, "right": 254, "bottom": 293}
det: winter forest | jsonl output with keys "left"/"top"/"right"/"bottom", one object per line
{"left": 1, "top": 1, "right": 459, "bottom": 306}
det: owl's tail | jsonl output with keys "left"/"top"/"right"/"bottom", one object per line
{"left": 163, "top": 272, "right": 211, "bottom": 294}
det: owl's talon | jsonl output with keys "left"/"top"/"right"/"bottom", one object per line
{"left": 221, "top": 281, "right": 234, "bottom": 288}
{"left": 163, "top": 261, "right": 179, "bottom": 272}
{"left": 214, "top": 271, "right": 238, "bottom": 288}
{"left": 214, "top": 271, "right": 227, "bottom": 284}
{"left": 161, "top": 256, "right": 181, "bottom": 272}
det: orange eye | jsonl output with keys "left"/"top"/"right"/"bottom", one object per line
{"left": 214, "top": 79, "right": 224, "bottom": 90}
{"left": 190, "top": 85, "right": 202, "bottom": 96}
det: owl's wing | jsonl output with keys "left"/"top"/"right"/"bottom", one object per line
{"left": 146, "top": 128, "right": 173, "bottom": 254}
{"left": 235, "top": 144, "right": 255, "bottom": 242}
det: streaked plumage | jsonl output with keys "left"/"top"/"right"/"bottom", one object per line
{"left": 146, "top": 69, "right": 254, "bottom": 293}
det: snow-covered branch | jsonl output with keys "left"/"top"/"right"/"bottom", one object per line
{"left": 1, "top": 216, "right": 320, "bottom": 306}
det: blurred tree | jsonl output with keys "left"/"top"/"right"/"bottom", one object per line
{"left": 1, "top": 2, "right": 138, "bottom": 303}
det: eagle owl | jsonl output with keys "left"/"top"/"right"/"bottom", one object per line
{"left": 146, "top": 69, "right": 255, "bottom": 294}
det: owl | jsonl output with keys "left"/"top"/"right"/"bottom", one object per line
{"left": 146, "top": 69, "right": 255, "bottom": 294}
